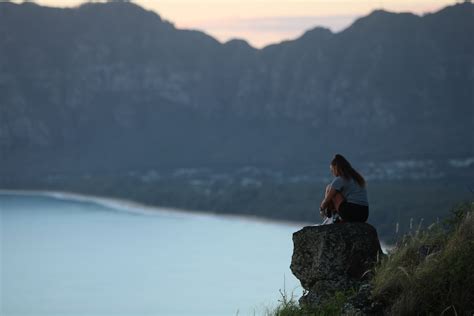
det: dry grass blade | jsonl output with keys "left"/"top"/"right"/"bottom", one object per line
{"left": 397, "top": 266, "right": 410, "bottom": 279}
{"left": 440, "top": 305, "right": 458, "bottom": 316}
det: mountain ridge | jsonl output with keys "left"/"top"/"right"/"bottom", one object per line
{"left": 0, "top": 1, "right": 473, "bottom": 175}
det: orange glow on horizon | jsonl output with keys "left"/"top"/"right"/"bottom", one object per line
{"left": 11, "top": 0, "right": 458, "bottom": 48}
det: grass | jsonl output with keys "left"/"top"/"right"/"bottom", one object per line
{"left": 264, "top": 287, "right": 356, "bottom": 316}
{"left": 267, "top": 201, "right": 474, "bottom": 315}
{"left": 371, "top": 201, "right": 474, "bottom": 314}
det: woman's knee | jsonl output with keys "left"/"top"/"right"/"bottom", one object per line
{"left": 325, "top": 184, "right": 331, "bottom": 194}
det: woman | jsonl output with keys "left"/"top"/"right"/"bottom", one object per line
{"left": 320, "top": 154, "right": 369, "bottom": 223}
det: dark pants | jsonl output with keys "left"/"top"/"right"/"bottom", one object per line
{"left": 338, "top": 201, "right": 369, "bottom": 222}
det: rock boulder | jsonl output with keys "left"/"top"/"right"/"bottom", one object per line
{"left": 290, "top": 223, "right": 383, "bottom": 307}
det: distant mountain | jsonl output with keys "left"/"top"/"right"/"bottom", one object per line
{"left": 0, "top": 1, "right": 473, "bottom": 176}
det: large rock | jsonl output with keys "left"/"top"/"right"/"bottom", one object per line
{"left": 290, "top": 223, "right": 383, "bottom": 307}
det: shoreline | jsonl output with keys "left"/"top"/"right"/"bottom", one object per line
{"left": 0, "top": 189, "right": 392, "bottom": 251}
{"left": 0, "top": 189, "right": 311, "bottom": 228}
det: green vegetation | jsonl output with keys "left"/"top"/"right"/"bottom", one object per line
{"left": 266, "top": 201, "right": 474, "bottom": 315}
{"left": 264, "top": 288, "right": 355, "bottom": 316}
{"left": 372, "top": 201, "right": 474, "bottom": 314}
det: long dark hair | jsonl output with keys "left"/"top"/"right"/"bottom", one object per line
{"left": 331, "top": 154, "right": 366, "bottom": 187}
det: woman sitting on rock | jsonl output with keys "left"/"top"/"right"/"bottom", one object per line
{"left": 320, "top": 154, "right": 369, "bottom": 223}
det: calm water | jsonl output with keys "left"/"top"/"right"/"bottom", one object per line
{"left": 0, "top": 191, "right": 303, "bottom": 316}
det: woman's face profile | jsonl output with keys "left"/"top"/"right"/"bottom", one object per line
{"left": 330, "top": 164, "right": 337, "bottom": 176}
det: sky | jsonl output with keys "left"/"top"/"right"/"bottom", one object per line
{"left": 12, "top": 0, "right": 459, "bottom": 48}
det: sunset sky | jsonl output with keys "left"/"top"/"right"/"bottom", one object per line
{"left": 13, "top": 0, "right": 458, "bottom": 48}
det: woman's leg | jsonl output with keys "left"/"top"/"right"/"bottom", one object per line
{"left": 325, "top": 185, "right": 345, "bottom": 213}
{"left": 338, "top": 202, "right": 369, "bottom": 222}
{"left": 324, "top": 185, "right": 336, "bottom": 214}
{"left": 333, "top": 192, "right": 345, "bottom": 211}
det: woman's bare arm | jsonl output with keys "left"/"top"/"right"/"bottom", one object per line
{"left": 320, "top": 187, "right": 337, "bottom": 209}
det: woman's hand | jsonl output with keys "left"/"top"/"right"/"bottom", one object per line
{"left": 319, "top": 206, "right": 326, "bottom": 218}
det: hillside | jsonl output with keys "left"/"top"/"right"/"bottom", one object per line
{"left": 1, "top": 1, "right": 473, "bottom": 175}
{"left": 1, "top": 2, "right": 473, "bottom": 240}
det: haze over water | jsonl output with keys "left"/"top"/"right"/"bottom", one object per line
{"left": 1, "top": 192, "right": 303, "bottom": 316}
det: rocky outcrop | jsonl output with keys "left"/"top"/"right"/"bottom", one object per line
{"left": 290, "top": 223, "right": 383, "bottom": 308}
